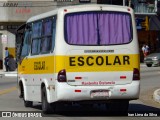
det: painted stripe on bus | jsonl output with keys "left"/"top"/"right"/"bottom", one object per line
{"left": 18, "top": 54, "right": 139, "bottom": 74}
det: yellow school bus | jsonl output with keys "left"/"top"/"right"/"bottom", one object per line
{"left": 16, "top": 4, "right": 140, "bottom": 114}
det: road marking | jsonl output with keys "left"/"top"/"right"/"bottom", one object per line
{"left": 0, "top": 87, "right": 17, "bottom": 95}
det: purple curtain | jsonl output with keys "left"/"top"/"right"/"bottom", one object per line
{"left": 66, "top": 13, "right": 98, "bottom": 45}
{"left": 66, "top": 12, "right": 131, "bottom": 45}
{"left": 98, "top": 13, "right": 131, "bottom": 44}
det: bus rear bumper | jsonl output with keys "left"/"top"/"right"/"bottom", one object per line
{"left": 55, "top": 81, "right": 140, "bottom": 102}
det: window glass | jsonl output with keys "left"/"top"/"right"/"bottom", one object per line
{"left": 65, "top": 12, "right": 132, "bottom": 45}
{"left": 32, "top": 21, "right": 42, "bottom": 38}
{"left": 21, "top": 30, "right": 31, "bottom": 56}
{"left": 31, "top": 21, "right": 42, "bottom": 55}
{"left": 31, "top": 39, "right": 41, "bottom": 54}
{"left": 43, "top": 19, "right": 52, "bottom": 36}
{"left": 41, "top": 37, "right": 51, "bottom": 53}
{"left": 52, "top": 16, "right": 57, "bottom": 51}
{"left": 40, "top": 18, "right": 52, "bottom": 53}
{"left": 31, "top": 16, "right": 57, "bottom": 55}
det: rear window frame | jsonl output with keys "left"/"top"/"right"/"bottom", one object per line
{"left": 64, "top": 11, "right": 133, "bottom": 46}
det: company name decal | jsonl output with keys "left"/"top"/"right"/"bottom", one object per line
{"left": 82, "top": 81, "right": 115, "bottom": 85}
{"left": 69, "top": 55, "right": 130, "bottom": 66}
{"left": 34, "top": 61, "right": 45, "bottom": 70}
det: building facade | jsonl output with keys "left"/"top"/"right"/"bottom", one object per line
{"left": 0, "top": 0, "right": 58, "bottom": 69}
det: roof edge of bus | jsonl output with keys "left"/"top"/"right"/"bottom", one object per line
{"left": 27, "top": 4, "right": 132, "bottom": 23}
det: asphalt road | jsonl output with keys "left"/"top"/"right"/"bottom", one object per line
{"left": 0, "top": 75, "right": 17, "bottom": 91}
{"left": 0, "top": 65, "right": 160, "bottom": 120}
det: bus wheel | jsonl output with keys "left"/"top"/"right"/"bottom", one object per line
{"left": 24, "top": 100, "right": 33, "bottom": 107}
{"left": 19, "top": 82, "right": 24, "bottom": 98}
{"left": 42, "top": 87, "right": 54, "bottom": 114}
{"left": 22, "top": 85, "right": 33, "bottom": 107}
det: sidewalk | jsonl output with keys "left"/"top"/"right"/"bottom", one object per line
{"left": 0, "top": 69, "right": 17, "bottom": 77}
{"left": 140, "top": 63, "right": 160, "bottom": 104}
{"left": 153, "top": 89, "right": 160, "bottom": 104}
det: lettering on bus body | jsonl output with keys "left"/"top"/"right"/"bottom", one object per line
{"left": 34, "top": 61, "right": 46, "bottom": 70}
{"left": 69, "top": 55, "right": 130, "bottom": 66}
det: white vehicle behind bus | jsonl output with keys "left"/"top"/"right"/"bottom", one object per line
{"left": 16, "top": 4, "right": 140, "bottom": 114}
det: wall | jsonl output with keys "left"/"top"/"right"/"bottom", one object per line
{"left": 0, "top": 1, "right": 57, "bottom": 22}
{"left": 138, "top": 30, "right": 158, "bottom": 62}
{"left": 0, "top": 30, "right": 16, "bottom": 69}
{"left": 0, "top": 0, "right": 58, "bottom": 70}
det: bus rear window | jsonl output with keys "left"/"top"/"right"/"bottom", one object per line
{"left": 64, "top": 12, "right": 132, "bottom": 45}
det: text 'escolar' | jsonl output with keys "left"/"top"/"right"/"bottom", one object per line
{"left": 69, "top": 56, "right": 130, "bottom": 66}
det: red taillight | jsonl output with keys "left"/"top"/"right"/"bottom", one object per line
{"left": 133, "top": 68, "right": 140, "bottom": 80}
{"left": 57, "top": 69, "right": 67, "bottom": 82}
{"left": 75, "top": 77, "right": 82, "bottom": 80}
{"left": 64, "top": 9, "right": 67, "bottom": 12}
{"left": 120, "top": 89, "right": 127, "bottom": 92}
{"left": 75, "top": 90, "right": 81, "bottom": 92}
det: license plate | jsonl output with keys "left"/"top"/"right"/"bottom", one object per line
{"left": 91, "top": 90, "right": 109, "bottom": 98}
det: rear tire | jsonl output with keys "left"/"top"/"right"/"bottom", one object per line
{"left": 24, "top": 100, "right": 33, "bottom": 107}
{"left": 42, "top": 87, "right": 55, "bottom": 114}
{"left": 19, "top": 82, "right": 24, "bottom": 98}
{"left": 146, "top": 64, "right": 152, "bottom": 67}
{"left": 21, "top": 84, "right": 33, "bottom": 107}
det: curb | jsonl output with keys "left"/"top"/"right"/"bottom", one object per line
{"left": 4, "top": 73, "right": 17, "bottom": 77}
{"left": 153, "top": 89, "right": 160, "bottom": 104}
